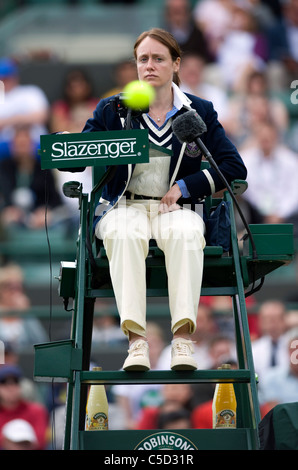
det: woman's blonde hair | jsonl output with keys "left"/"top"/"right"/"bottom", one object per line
{"left": 134, "top": 28, "right": 181, "bottom": 86}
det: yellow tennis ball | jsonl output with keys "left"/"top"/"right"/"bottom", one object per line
{"left": 123, "top": 80, "right": 155, "bottom": 110}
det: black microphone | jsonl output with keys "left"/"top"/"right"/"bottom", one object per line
{"left": 173, "top": 111, "right": 234, "bottom": 196}
{"left": 110, "top": 93, "right": 148, "bottom": 126}
{"left": 172, "top": 110, "right": 213, "bottom": 161}
{"left": 173, "top": 109, "right": 260, "bottom": 279}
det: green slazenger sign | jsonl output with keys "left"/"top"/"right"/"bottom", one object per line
{"left": 39, "top": 129, "right": 149, "bottom": 169}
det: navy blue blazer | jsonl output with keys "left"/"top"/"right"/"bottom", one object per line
{"left": 82, "top": 92, "right": 247, "bottom": 227}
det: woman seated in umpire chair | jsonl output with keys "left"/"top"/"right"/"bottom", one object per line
{"left": 61, "top": 28, "right": 247, "bottom": 372}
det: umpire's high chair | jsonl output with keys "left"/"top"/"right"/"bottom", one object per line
{"left": 34, "top": 131, "right": 294, "bottom": 450}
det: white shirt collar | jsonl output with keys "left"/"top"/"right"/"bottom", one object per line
{"left": 172, "top": 82, "right": 193, "bottom": 110}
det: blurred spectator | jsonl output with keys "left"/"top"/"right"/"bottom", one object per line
{"left": 163, "top": 0, "right": 212, "bottom": 60}
{"left": 243, "top": 0, "right": 279, "bottom": 29}
{"left": 251, "top": 300, "right": 290, "bottom": 381}
{"left": 202, "top": 294, "right": 258, "bottom": 340}
{"left": 4, "top": 341, "right": 45, "bottom": 404}
{"left": 0, "top": 364, "right": 49, "bottom": 450}
{"left": 216, "top": 3, "right": 268, "bottom": 92}
{"left": 50, "top": 69, "right": 98, "bottom": 229}
{"left": 0, "top": 125, "right": 64, "bottom": 230}
{"left": 285, "top": 310, "right": 298, "bottom": 330}
{"left": 157, "top": 405, "right": 192, "bottom": 429}
{"left": 239, "top": 121, "right": 298, "bottom": 235}
{"left": 193, "top": 0, "right": 234, "bottom": 58}
{"left": 261, "top": 0, "right": 283, "bottom": 19}
{"left": 258, "top": 327, "right": 298, "bottom": 411}
{"left": 50, "top": 68, "right": 98, "bottom": 134}
{"left": 190, "top": 398, "right": 213, "bottom": 429}
{"left": 207, "top": 334, "right": 237, "bottom": 368}
{"left": 189, "top": 335, "right": 237, "bottom": 409}
{"left": 101, "top": 59, "right": 138, "bottom": 98}
{"left": 0, "top": 418, "right": 39, "bottom": 450}
{"left": 224, "top": 70, "right": 289, "bottom": 147}
{"left": 92, "top": 320, "right": 125, "bottom": 347}
{"left": 266, "top": 0, "right": 298, "bottom": 80}
{"left": 92, "top": 300, "right": 126, "bottom": 347}
{"left": 112, "top": 322, "right": 165, "bottom": 429}
{"left": 0, "top": 58, "right": 49, "bottom": 154}
{"left": 156, "top": 304, "right": 218, "bottom": 370}
{"left": 136, "top": 383, "right": 195, "bottom": 430}
{"left": 191, "top": 360, "right": 238, "bottom": 428}
{"left": 0, "top": 264, "right": 48, "bottom": 352}
{"left": 225, "top": 94, "right": 279, "bottom": 149}
{"left": 179, "top": 52, "right": 229, "bottom": 122}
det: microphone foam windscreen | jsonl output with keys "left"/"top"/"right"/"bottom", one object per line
{"left": 172, "top": 110, "right": 207, "bottom": 143}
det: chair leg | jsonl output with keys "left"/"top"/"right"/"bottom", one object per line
{"left": 79, "top": 297, "right": 96, "bottom": 430}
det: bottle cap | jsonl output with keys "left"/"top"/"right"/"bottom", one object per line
{"left": 221, "top": 364, "right": 231, "bottom": 369}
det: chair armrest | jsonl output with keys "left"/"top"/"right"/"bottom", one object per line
{"left": 231, "top": 180, "right": 247, "bottom": 196}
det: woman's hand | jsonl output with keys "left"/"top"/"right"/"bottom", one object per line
{"left": 159, "top": 184, "right": 182, "bottom": 213}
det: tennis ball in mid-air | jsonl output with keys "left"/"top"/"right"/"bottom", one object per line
{"left": 123, "top": 80, "right": 155, "bottom": 110}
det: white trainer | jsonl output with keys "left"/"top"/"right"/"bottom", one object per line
{"left": 123, "top": 339, "right": 150, "bottom": 371}
{"left": 171, "top": 338, "right": 198, "bottom": 370}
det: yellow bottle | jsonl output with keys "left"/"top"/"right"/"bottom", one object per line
{"left": 85, "top": 367, "right": 109, "bottom": 431}
{"left": 212, "top": 364, "right": 237, "bottom": 429}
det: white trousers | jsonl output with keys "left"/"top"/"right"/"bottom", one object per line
{"left": 95, "top": 198, "right": 206, "bottom": 338}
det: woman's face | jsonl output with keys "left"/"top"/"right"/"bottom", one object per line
{"left": 135, "top": 36, "right": 180, "bottom": 90}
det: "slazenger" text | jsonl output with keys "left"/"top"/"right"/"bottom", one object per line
{"left": 51, "top": 140, "right": 137, "bottom": 159}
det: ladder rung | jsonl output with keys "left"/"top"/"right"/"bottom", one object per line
{"left": 80, "top": 369, "right": 252, "bottom": 385}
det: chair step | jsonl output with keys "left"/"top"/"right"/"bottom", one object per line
{"left": 80, "top": 369, "right": 253, "bottom": 385}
